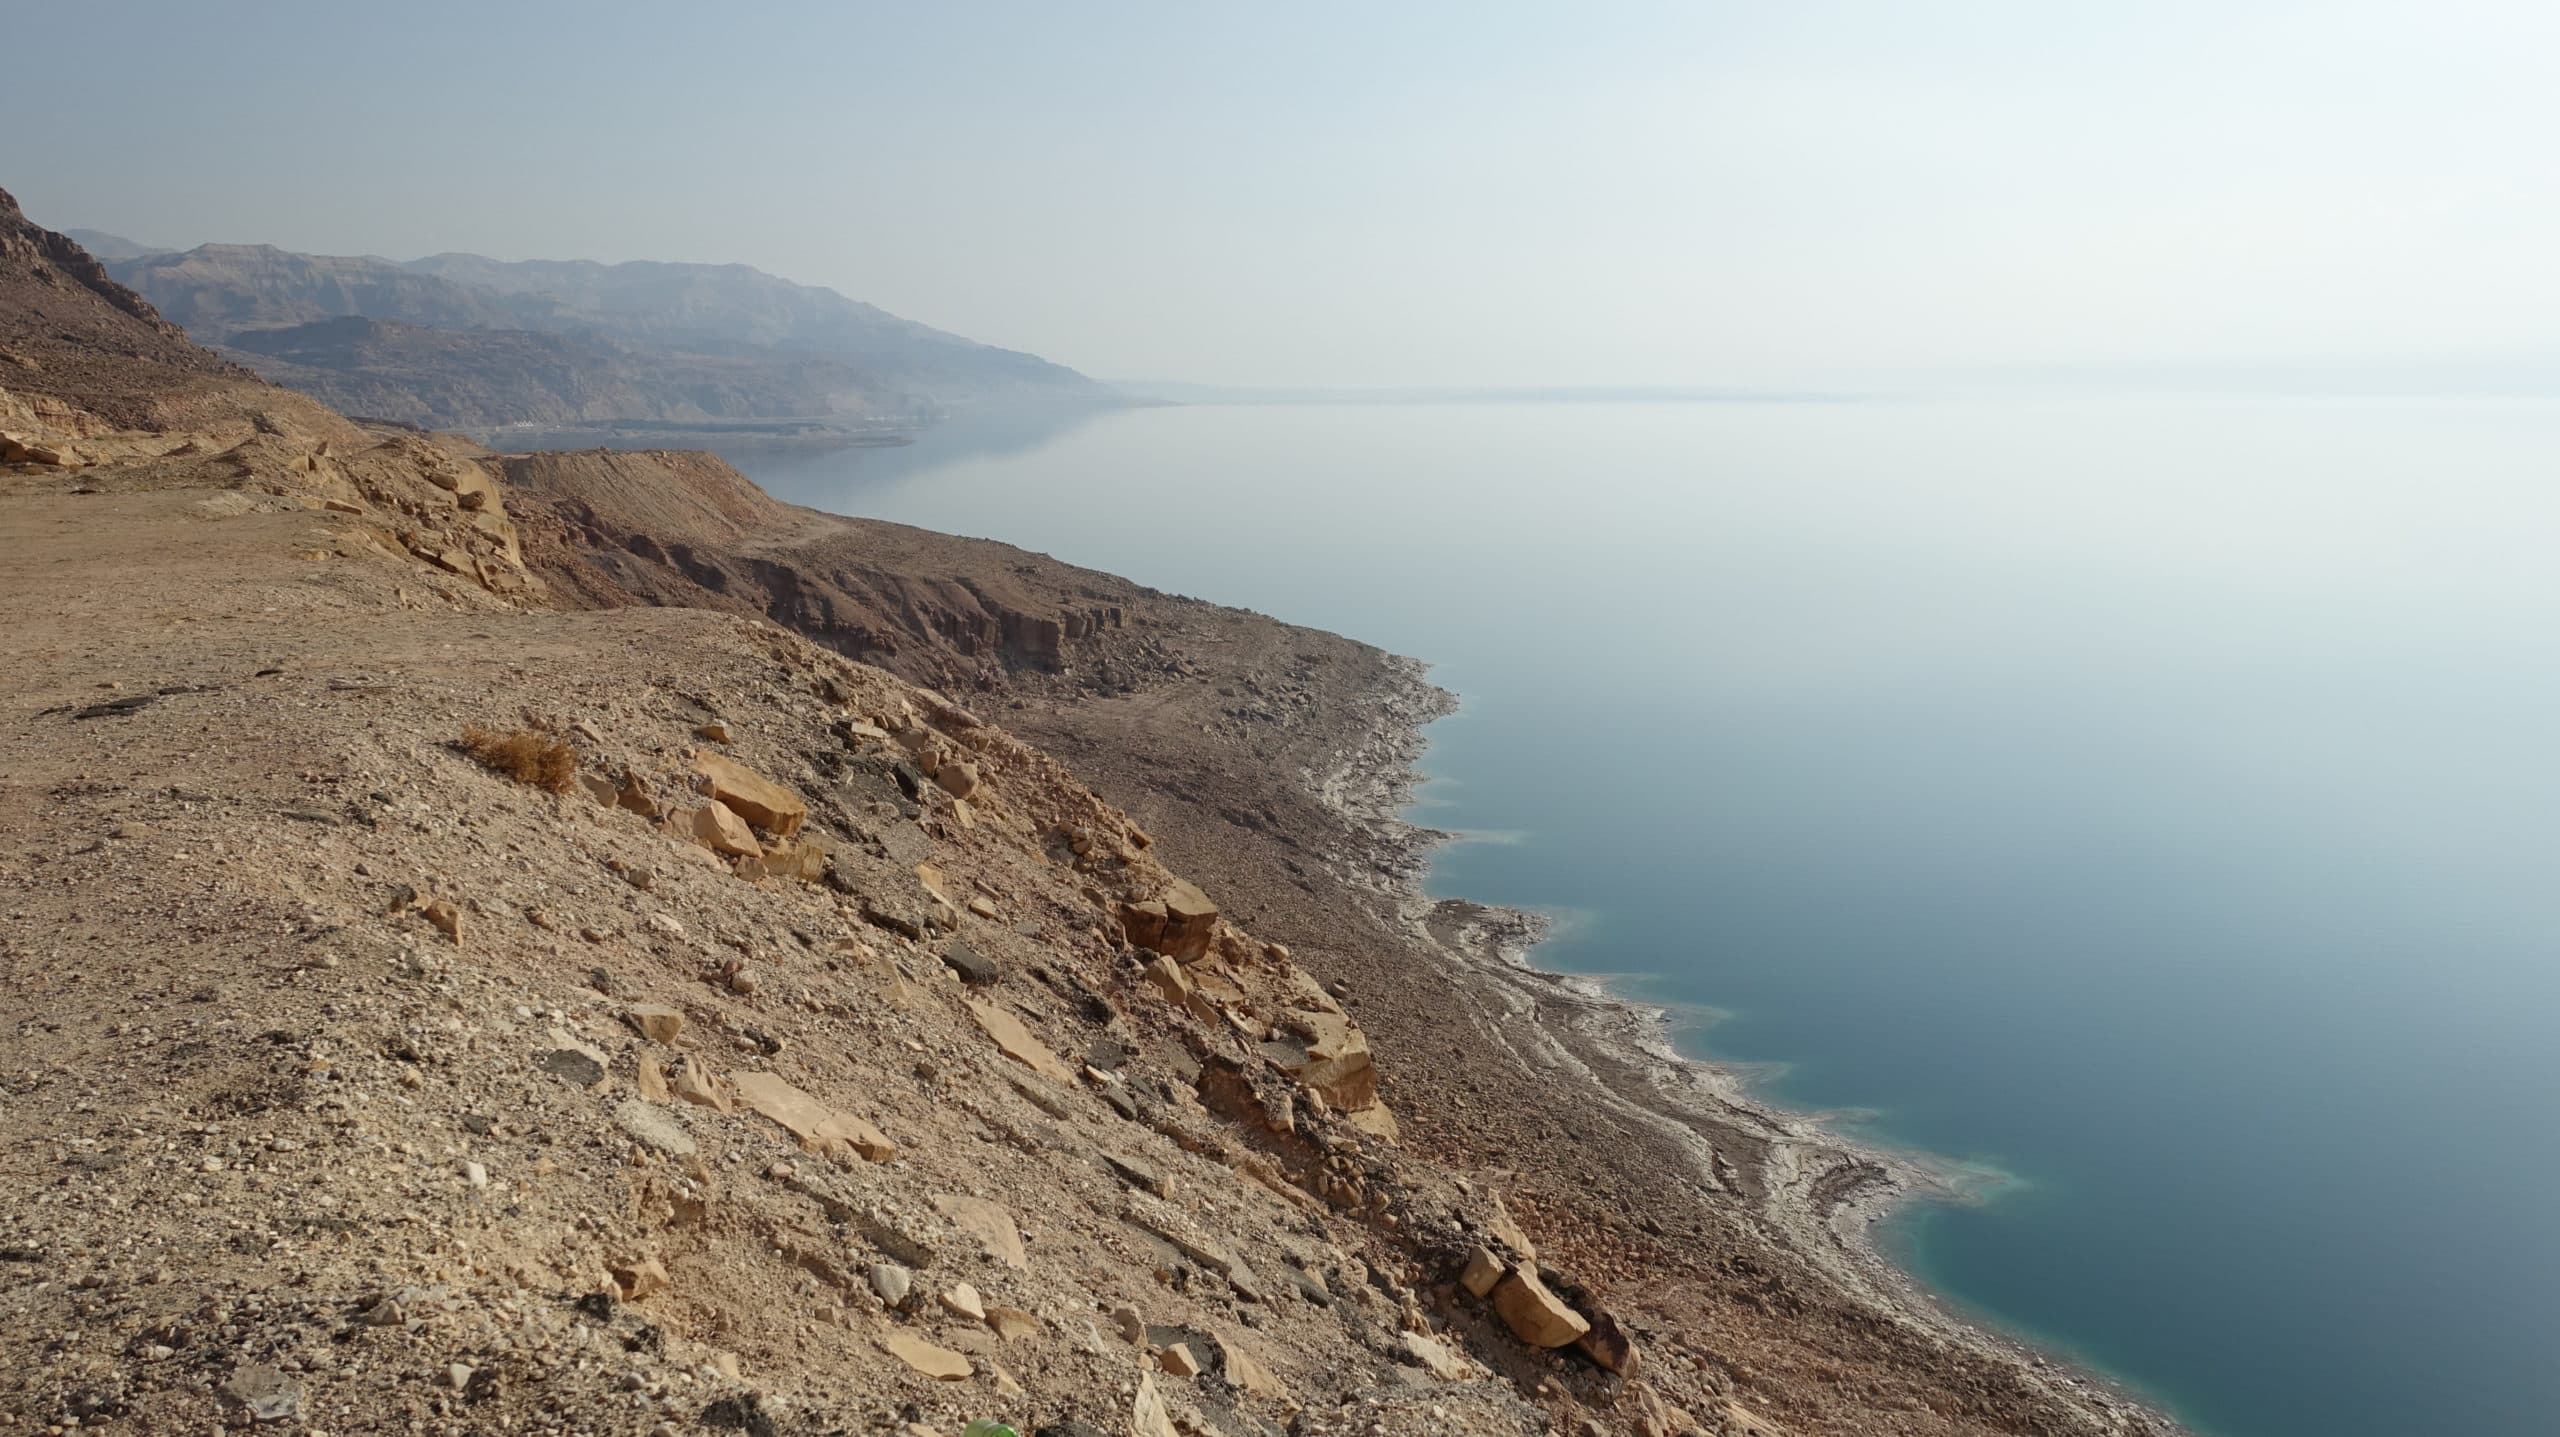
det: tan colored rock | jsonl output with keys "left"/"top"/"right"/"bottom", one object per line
{"left": 1117, "top": 898, "right": 1167, "bottom": 951}
{"left": 938, "top": 1282, "right": 986, "bottom": 1322}
{"left": 1132, "top": 1371, "right": 1178, "bottom": 1437}
{"left": 635, "top": 1052, "right": 671, "bottom": 1103}
{"left": 626, "top": 1004, "right": 685, "bottom": 1044}
{"left": 934, "top": 759, "right": 980, "bottom": 800}
{"left": 966, "top": 895, "right": 998, "bottom": 919}
{"left": 695, "top": 721, "right": 731, "bottom": 743}
{"left": 1142, "top": 955, "right": 1191, "bottom": 1007}
{"left": 1400, "top": 1330, "right": 1472, "bottom": 1381}
{"left": 609, "top": 1255, "right": 669, "bottom": 1302}
{"left": 877, "top": 1329, "right": 971, "bottom": 1381}
{"left": 932, "top": 1193, "right": 1028, "bottom": 1270}
{"left": 965, "top": 998, "right": 1075, "bottom": 1084}
{"left": 1158, "top": 879, "right": 1219, "bottom": 961}
{"left": 1158, "top": 1343, "right": 1201, "bottom": 1378}
{"left": 673, "top": 1061, "right": 732, "bottom": 1113}
{"left": 421, "top": 900, "right": 460, "bottom": 942}
{"left": 1492, "top": 1269, "right": 1590, "bottom": 1347}
{"left": 737, "top": 839, "right": 826, "bottom": 882}
{"left": 986, "top": 1306, "right": 1041, "bottom": 1341}
{"left": 576, "top": 772, "right": 618, "bottom": 806}
{"left": 1488, "top": 1192, "right": 1539, "bottom": 1264}
{"left": 692, "top": 752, "right": 806, "bottom": 836}
{"left": 915, "top": 862, "right": 953, "bottom": 905}
{"left": 685, "top": 799, "right": 761, "bottom": 858}
{"left": 733, "top": 1071, "right": 896, "bottom": 1163}
{"left": 615, "top": 773, "right": 661, "bottom": 819}
{"left": 1459, "top": 1247, "right": 1505, "bottom": 1298}
{"left": 1214, "top": 1333, "right": 1286, "bottom": 1401}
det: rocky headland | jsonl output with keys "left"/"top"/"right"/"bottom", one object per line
{"left": 1, "top": 187, "right": 2172, "bottom": 1437}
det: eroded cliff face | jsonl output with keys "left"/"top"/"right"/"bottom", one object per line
{"left": 501, "top": 447, "right": 1130, "bottom": 685}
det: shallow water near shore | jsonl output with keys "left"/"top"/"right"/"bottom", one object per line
{"left": 736, "top": 396, "right": 2560, "bottom": 1437}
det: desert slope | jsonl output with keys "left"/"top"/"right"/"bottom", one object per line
{"left": 1, "top": 190, "right": 2172, "bottom": 1437}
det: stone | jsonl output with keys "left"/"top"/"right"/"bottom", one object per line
{"left": 727, "top": 967, "right": 760, "bottom": 995}
{"left": 1459, "top": 1247, "right": 1505, "bottom": 1298}
{"left": 986, "top": 1305, "right": 1040, "bottom": 1341}
{"left": 1158, "top": 1343, "right": 1201, "bottom": 1377}
{"left": 934, "top": 759, "right": 981, "bottom": 800}
{"left": 541, "top": 1047, "right": 607, "bottom": 1088}
{"left": 1575, "top": 1308, "right": 1640, "bottom": 1377}
{"left": 738, "top": 840, "right": 827, "bottom": 882}
{"left": 965, "top": 998, "right": 1075, "bottom": 1084}
{"left": 577, "top": 772, "right": 619, "bottom": 806}
{"left": 462, "top": 1161, "right": 489, "bottom": 1189}
{"left": 611, "top": 1255, "right": 671, "bottom": 1302}
{"left": 932, "top": 1193, "right": 1028, "bottom": 1270}
{"left": 1487, "top": 1192, "right": 1538, "bottom": 1263}
{"left": 673, "top": 1061, "right": 732, "bottom": 1113}
{"left": 1132, "top": 1372, "right": 1178, "bottom": 1437}
{"left": 869, "top": 1262, "right": 914, "bottom": 1308}
{"left": 1141, "top": 956, "right": 1190, "bottom": 1005}
{"left": 695, "top": 721, "right": 732, "bottom": 743}
{"left": 615, "top": 1099, "right": 696, "bottom": 1157}
{"left": 693, "top": 752, "right": 807, "bottom": 836}
{"left": 626, "top": 1004, "right": 685, "bottom": 1044}
{"left": 616, "top": 774, "right": 662, "bottom": 819}
{"left": 687, "top": 800, "right": 762, "bottom": 858}
{"left": 1102, "top": 1151, "right": 1171, "bottom": 1198}
{"left": 1399, "top": 1331, "right": 1472, "bottom": 1381}
{"left": 940, "top": 941, "right": 998, "bottom": 986}
{"left": 967, "top": 896, "right": 999, "bottom": 919}
{"left": 733, "top": 1071, "right": 896, "bottom": 1162}
{"left": 1492, "top": 1269, "right": 1590, "bottom": 1347}
{"left": 1215, "top": 1333, "right": 1287, "bottom": 1401}
{"left": 1110, "top": 1306, "right": 1145, "bottom": 1343}
{"left": 1264, "top": 1009, "right": 1395, "bottom": 1139}
{"left": 636, "top": 1054, "right": 671, "bottom": 1102}
{"left": 877, "top": 1329, "right": 972, "bottom": 1381}
{"left": 1157, "top": 879, "right": 1219, "bottom": 961}
{"left": 938, "top": 1282, "right": 986, "bottom": 1322}
{"left": 422, "top": 899, "right": 460, "bottom": 942}
{"left": 220, "top": 1363, "right": 303, "bottom": 1423}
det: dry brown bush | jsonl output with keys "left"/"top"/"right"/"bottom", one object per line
{"left": 458, "top": 724, "right": 577, "bottom": 794}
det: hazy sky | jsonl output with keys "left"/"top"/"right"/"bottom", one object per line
{"left": 8, "top": 1, "right": 2556, "bottom": 387}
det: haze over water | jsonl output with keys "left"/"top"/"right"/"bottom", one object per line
{"left": 740, "top": 397, "right": 2560, "bottom": 1437}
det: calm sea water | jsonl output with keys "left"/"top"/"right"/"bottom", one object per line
{"left": 736, "top": 398, "right": 2560, "bottom": 1437}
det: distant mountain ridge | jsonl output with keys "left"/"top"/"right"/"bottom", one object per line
{"left": 103, "top": 239, "right": 1107, "bottom": 439}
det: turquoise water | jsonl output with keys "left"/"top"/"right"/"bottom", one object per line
{"left": 735, "top": 398, "right": 2560, "bottom": 1437}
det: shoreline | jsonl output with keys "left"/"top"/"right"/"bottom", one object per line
{"left": 1320, "top": 652, "right": 2189, "bottom": 1437}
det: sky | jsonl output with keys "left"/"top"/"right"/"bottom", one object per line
{"left": 7, "top": 0, "right": 2557, "bottom": 388}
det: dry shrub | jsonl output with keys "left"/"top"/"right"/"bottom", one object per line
{"left": 458, "top": 723, "right": 577, "bottom": 794}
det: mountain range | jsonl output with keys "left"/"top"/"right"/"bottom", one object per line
{"left": 82, "top": 231, "right": 1108, "bottom": 440}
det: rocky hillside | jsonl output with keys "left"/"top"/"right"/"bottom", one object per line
{"left": 104, "top": 241, "right": 1107, "bottom": 438}
{"left": 2, "top": 188, "right": 2173, "bottom": 1437}
{"left": 225, "top": 317, "right": 903, "bottom": 432}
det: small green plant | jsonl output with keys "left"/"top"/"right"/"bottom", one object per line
{"left": 962, "top": 1423, "right": 1019, "bottom": 1437}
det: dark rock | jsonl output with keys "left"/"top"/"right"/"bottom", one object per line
{"left": 700, "top": 1395, "right": 779, "bottom": 1436}
{"left": 940, "top": 941, "right": 999, "bottom": 986}
{"left": 1086, "top": 1036, "right": 1135, "bottom": 1072}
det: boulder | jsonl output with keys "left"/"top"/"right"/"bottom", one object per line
{"left": 1492, "top": 1269, "right": 1590, "bottom": 1348}
{"left": 683, "top": 800, "right": 761, "bottom": 858}
{"left": 935, "top": 759, "right": 981, "bottom": 800}
{"left": 1158, "top": 879, "right": 1219, "bottom": 961}
{"left": 1459, "top": 1247, "right": 1505, "bottom": 1298}
{"left": 613, "top": 1099, "right": 695, "bottom": 1157}
{"left": 692, "top": 752, "right": 806, "bottom": 836}
{"left": 673, "top": 1061, "right": 732, "bottom": 1113}
{"left": 1158, "top": 1343, "right": 1201, "bottom": 1378}
{"left": 1214, "top": 1333, "right": 1287, "bottom": 1401}
{"left": 986, "top": 1306, "right": 1041, "bottom": 1341}
{"left": 1132, "top": 1372, "right": 1178, "bottom": 1437}
{"left": 869, "top": 1262, "right": 914, "bottom": 1308}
